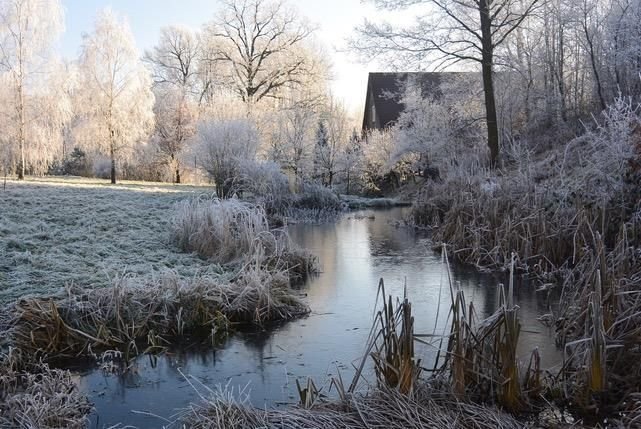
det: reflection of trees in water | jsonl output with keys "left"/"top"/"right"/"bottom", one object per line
{"left": 366, "top": 208, "right": 423, "bottom": 256}
{"left": 449, "top": 266, "right": 548, "bottom": 319}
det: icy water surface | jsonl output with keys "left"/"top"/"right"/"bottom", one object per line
{"left": 79, "top": 208, "right": 561, "bottom": 428}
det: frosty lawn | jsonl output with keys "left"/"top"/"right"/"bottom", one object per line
{"left": 0, "top": 177, "right": 218, "bottom": 303}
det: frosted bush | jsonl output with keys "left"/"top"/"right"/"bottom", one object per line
{"left": 192, "top": 118, "right": 259, "bottom": 198}
{"left": 557, "top": 95, "right": 641, "bottom": 202}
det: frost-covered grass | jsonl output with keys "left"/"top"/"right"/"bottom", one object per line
{"left": 0, "top": 177, "right": 218, "bottom": 303}
{"left": 0, "top": 349, "right": 91, "bottom": 429}
{"left": 175, "top": 384, "right": 521, "bottom": 429}
{"left": 172, "top": 198, "right": 316, "bottom": 282}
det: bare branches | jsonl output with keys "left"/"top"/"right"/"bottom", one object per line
{"left": 144, "top": 26, "right": 201, "bottom": 91}
{"left": 202, "top": 0, "right": 315, "bottom": 105}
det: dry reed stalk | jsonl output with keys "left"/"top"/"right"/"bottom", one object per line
{"left": 434, "top": 252, "right": 528, "bottom": 412}
{"left": 349, "top": 279, "right": 422, "bottom": 396}
{"left": 556, "top": 229, "right": 641, "bottom": 419}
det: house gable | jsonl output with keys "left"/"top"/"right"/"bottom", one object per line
{"left": 361, "top": 72, "right": 466, "bottom": 133}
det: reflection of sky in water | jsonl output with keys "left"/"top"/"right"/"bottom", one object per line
{"left": 82, "top": 208, "right": 561, "bottom": 428}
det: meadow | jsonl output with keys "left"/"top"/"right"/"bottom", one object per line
{"left": 0, "top": 177, "right": 218, "bottom": 303}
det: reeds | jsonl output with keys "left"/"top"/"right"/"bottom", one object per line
{"left": 351, "top": 280, "right": 421, "bottom": 395}
{"left": 6, "top": 268, "right": 309, "bottom": 365}
{"left": 410, "top": 151, "right": 637, "bottom": 276}
{"left": 555, "top": 230, "right": 641, "bottom": 419}
{"left": 433, "top": 254, "right": 529, "bottom": 412}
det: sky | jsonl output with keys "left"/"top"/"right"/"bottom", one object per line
{"left": 59, "top": 0, "right": 394, "bottom": 117}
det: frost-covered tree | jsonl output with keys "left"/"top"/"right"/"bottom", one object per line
{"left": 314, "top": 99, "right": 349, "bottom": 187}
{"left": 152, "top": 88, "right": 197, "bottom": 183}
{"left": 202, "top": 0, "right": 315, "bottom": 107}
{"left": 146, "top": 26, "right": 201, "bottom": 183}
{"left": 362, "top": 128, "right": 396, "bottom": 193}
{"left": 26, "top": 59, "right": 76, "bottom": 175}
{"left": 606, "top": 0, "right": 641, "bottom": 99}
{"left": 340, "top": 129, "right": 363, "bottom": 194}
{"left": 313, "top": 119, "right": 329, "bottom": 184}
{"left": 145, "top": 26, "right": 201, "bottom": 91}
{"left": 193, "top": 118, "right": 259, "bottom": 198}
{"left": 268, "top": 100, "right": 317, "bottom": 182}
{"left": 77, "top": 9, "right": 154, "bottom": 184}
{"left": 392, "top": 75, "right": 484, "bottom": 179}
{"left": 353, "top": 0, "right": 541, "bottom": 167}
{"left": 0, "top": 0, "right": 64, "bottom": 179}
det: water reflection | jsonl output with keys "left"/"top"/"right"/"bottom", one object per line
{"left": 82, "top": 208, "right": 561, "bottom": 428}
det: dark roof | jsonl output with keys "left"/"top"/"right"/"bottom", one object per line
{"left": 361, "top": 72, "right": 465, "bottom": 132}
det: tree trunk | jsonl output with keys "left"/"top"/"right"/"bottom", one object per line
{"left": 175, "top": 165, "right": 181, "bottom": 184}
{"left": 17, "top": 72, "right": 25, "bottom": 180}
{"left": 581, "top": 5, "right": 606, "bottom": 111}
{"left": 346, "top": 171, "right": 351, "bottom": 194}
{"left": 110, "top": 130, "right": 116, "bottom": 184}
{"left": 479, "top": 0, "right": 500, "bottom": 168}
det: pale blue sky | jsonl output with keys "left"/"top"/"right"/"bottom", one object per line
{"left": 59, "top": 0, "right": 387, "bottom": 114}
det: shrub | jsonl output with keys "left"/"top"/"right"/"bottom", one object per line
{"left": 192, "top": 119, "right": 259, "bottom": 198}
{"left": 295, "top": 182, "right": 343, "bottom": 211}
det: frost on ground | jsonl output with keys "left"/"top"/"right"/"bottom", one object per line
{"left": 0, "top": 177, "right": 218, "bottom": 303}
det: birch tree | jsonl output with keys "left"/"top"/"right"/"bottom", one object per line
{"left": 0, "top": 0, "right": 64, "bottom": 179}
{"left": 353, "top": 0, "right": 541, "bottom": 167}
{"left": 77, "top": 9, "right": 154, "bottom": 184}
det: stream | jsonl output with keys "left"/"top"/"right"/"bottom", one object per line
{"left": 77, "top": 207, "right": 561, "bottom": 428}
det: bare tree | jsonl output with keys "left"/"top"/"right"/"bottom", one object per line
{"left": 77, "top": 9, "right": 154, "bottom": 184}
{"left": 145, "top": 26, "right": 201, "bottom": 90}
{"left": 575, "top": 0, "right": 607, "bottom": 110}
{"left": 146, "top": 26, "right": 201, "bottom": 183}
{"left": 0, "top": 0, "right": 63, "bottom": 179}
{"left": 202, "top": 0, "right": 315, "bottom": 107}
{"left": 267, "top": 98, "right": 318, "bottom": 184}
{"left": 353, "top": 0, "right": 541, "bottom": 167}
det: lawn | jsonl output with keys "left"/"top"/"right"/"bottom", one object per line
{"left": 0, "top": 177, "right": 218, "bottom": 303}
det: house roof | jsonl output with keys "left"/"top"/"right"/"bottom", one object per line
{"left": 361, "top": 72, "right": 466, "bottom": 132}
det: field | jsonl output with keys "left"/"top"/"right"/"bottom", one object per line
{"left": 0, "top": 177, "right": 217, "bottom": 303}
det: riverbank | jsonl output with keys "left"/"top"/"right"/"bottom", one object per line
{"left": 339, "top": 194, "right": 411, "bottom": 210}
